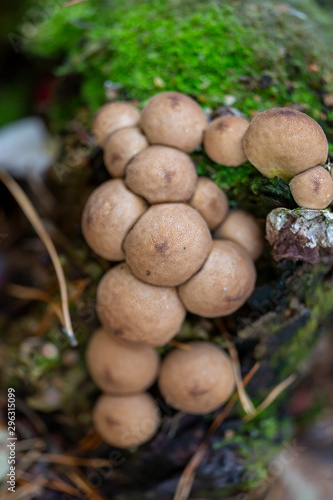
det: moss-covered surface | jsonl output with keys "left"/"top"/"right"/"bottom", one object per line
{"left": 23, "top": 0, "right": 333, "bottom": 128}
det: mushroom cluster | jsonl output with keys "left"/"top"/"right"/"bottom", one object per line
{"left": 83, "top": 92, "right": 264, "bottom": 448}
{"left": 242, "top": 108, "right": 332, "bottom": 210}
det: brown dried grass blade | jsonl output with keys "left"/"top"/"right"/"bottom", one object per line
{"left": 173, "top": 362, "right": 259, "bottom": 500}
{"left": 7, "top": 283, "right": 65, "bottom": 324}
{"left": 36, "top": 452, "right": 115, "bottom": 468}
{"left": 66, "top": 467, "right": 107, "bottom": 500}
{"left": 170, "top": 340, "right": 192, "bottom": 350}
{"left": 244, "top": 373, "right": 297, "bottom": 422}
{"left": 224, "top": 333, "right": 256, "bottom": 416}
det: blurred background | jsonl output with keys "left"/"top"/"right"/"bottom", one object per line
{"left": 1, "top": 0, "right": 333, "bottom": 499}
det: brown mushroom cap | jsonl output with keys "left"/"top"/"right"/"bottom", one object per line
{"left": 125, "top": 145, "right": 197, "bottom": 203}
{"left": 140, "top": 91, "right": 207, "bottom": 152}
{"left": 93, "top": 393, "right": 160, "bottom": 448}
{"left": 178, "top": 240, "right": 256, "bottom": 317}
{"left": 97, "top": 263, "right": 186, "bottom": 346}
{"left": 189, "top": 177, "right": 229, "bottom": 230}
{"left": 158, "top": 341, "right": 235, "bottom": 414}
{"left": 86, "top": 328, "right": 160, "bottom": 394}
{"left": 289, "top": 166, "right": 333, "bottom": 209}
{"left": 124, "top": 203, "right": 212, "bottom": 286}
{"left": 214, "top": 209, "right": 264, "bottom": 260}
{"left": 104, "top": 127, "right": 148, "bottom": 178}
{"left": 81, "top": 179, "right": 147, "bottom": 261}
{"left": 242, "top": 108, "right": 328, "bottom": 181}
{"left": 92, "top": 102, "right": 140, "bottom": 147}
{"left": 204, "top": 116, "right": 249, "bottom": 166}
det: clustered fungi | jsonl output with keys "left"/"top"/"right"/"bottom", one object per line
{"left": 83, "top": 91, "right": 266, "bottom": 448}
{"left": 242, "top": 107, "right": 332, "bottom": 210}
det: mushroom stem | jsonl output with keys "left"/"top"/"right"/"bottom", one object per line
{"left": 0, "top": 169, "right": 77, "bottom": 346}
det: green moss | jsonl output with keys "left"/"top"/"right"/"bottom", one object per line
{"left": 213, "top": 405, "right": 293, "bottom": 490}
{"left": 23, "top": 0, "right": 333, "bottom": 128}
{"left": 281, "top": 280, "right": 333, "bottom": 375}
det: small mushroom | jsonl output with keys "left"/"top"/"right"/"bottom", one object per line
{"left": 104, "top": 127, "right": 148, "bottom": 178}
{"left": 124, "top": 203, "right": 212, "bottom": 286}
{"left": 204, "top": 116, "right": 249, "bottom": 166}
{"left": 158, "top": 341, "right": 235, "bottom": 414}
{"left": 97, "top": 263, "right": 186, "bottom": 346}
{"left": 92, "top": 102, "right": 140, "bottom": 147}
{"left": 178, "top": 240, "right": 256, "bottom": 317}
{"left": 125, "top": 145, "right": 197, "bottom": 203}
{"left": 214, "top": 209, "right": 264, "bottom": 260}
{"left": 189, "top": 177, "right": 229, "bottom": 230}
{"left": 242, "top": 108, "right": 328, "bottom": 181}
{"left": 289, "top": 166, "right": 333, "bottom": 209}
{"left": 86, "top": 328, "right": 160, "bottom": 394}
{"left": 93, "top": 393, "right": 160, "bottom": 448}
{"left": 140, "top": 91, "right": 207, "bottom": 152}
{"left": 82, "top": 179, "right": 147, "bottom": 261}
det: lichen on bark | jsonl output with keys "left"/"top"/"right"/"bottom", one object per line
{"left": 266, "top": 207, "right": 333, "bottom": 264}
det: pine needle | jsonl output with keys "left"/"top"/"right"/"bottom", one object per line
{"left": 173, "top": 363, "right": 260, "bottom": 500}
{"left": 224, "top": 333, "right": 256, "bottom": 416}
{"left": 0, "top": 170, "right": 77, "bottom": 346}
{"left": 170, "top": 340, "right": 192, "bottom": 350}
{"left": 244, "top": 373, "right": 297, "bottom": 422}
{"left": 7, "top": 283, "right": 65, "bottom": 325}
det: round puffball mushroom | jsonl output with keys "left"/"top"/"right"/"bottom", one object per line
{"left": 178, "top": 240, "right": 256, "bottom": 318}
{"left": 125, "top": 145, "right": 197, "bottom": 203}
{"left": 92, "top": 102, "right": 140, "bottom": 147}
{"left": 93, "top": 393, "right": 160, "bottom": 448}
{"left": 97, "top": 263, "right": 186, "bottom": 346}
{"left": 123, "top": 203, "right": 212, "bottom": 286}
{"left": 189, "top": 177, "right": 229, "bottom": 230}
{"left": 242, "top": 108, "right": 328, "bottom": 181}
{"left": 158, "top": 341, "right": 235, "bottom": 414}
{"left": 289, "top": 166, "right": 333, "bottom": 209}
{"left": 82, "top": 179, "right": 147, "bottom": 261}
{"left": 204, "top": 116, "right": 249, "bottom": 166}
{"left": 214, "top": 209, "right": 264, "bottom": 261}
{"left": 104, "top": 127, "right": 148, "bottom": 178}
{"left": 86, "top": 328, "right": 159, "bottom": 394}
{"left": 140, "top": 91, "right": 207, "bottom": 152}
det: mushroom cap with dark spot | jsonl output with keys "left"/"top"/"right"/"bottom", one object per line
{"left": 125, "top": 145, "right": 197, "bottom": 203}
{"left": 178, "top": 240, "right": 256, "bottom": 317}
{"left": 97, "top": 263, "right": 186, "bottom": 346}
{"left": 140, "top": 92, "right": 207, "bottom": 152}
{"left": 204, "top": 116, "right": 249, "bottom": 166}
{"left": 189, "top": 177, "right": 229, "bottom": 230}
{"left": 158, "top": 341, "right": 235, "bottom": 414}
{"left": 104, "top": 127, "right": 148, "bottom": 178}
{"left": 214, "top": 209, "right": 264, "bottom": 260}
{"left": 86, "top": 328, "right": 160, "bottom": 393}
{"left": 93, "top": 393, "right": 160, "bottom": 448}
{"left": 289, "top": 166, "right": 333, "bottom": 209}
{"left": 242, "top": 108, "right": 328, "bottom": 181}
{"left": 92, "top": 102, "right": 140, "bottom": 147}
{"left": 81, "top": 179, "right": 147, "bottom": 261}
{"left": 123, "top": 203, "right": 212, "bottom": 286}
